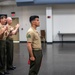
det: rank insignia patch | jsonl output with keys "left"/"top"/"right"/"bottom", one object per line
{"left": 27, "top": 34, "right": 31, "bottom": 38}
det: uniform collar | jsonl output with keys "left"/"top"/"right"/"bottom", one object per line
{"left": 7, "top": 24, "right": 11, "bottom": 28}
{"left": 7, "top": 23, "right": 10, "bottom": 26}
{"left": 31, "top": 26, "right": 36, "bottom": 31}
{"left": 31, "top": 26, "right": 39, "bottom": 34}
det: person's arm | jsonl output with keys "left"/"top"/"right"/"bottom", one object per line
{"left": 0, "top": 26, "right": 8, "bottom": 35}
{"left": 11, "top": 24, "right": 20, "bottom": 35}
{"left": 27, "top": 42, "right": 35, "bottom": 61}
{"left": 26, "top": 32, "right": 35, "bottom": 61}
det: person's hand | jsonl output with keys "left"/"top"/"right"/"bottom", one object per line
{"left": 10, "top": 27, "right": 14, "bottom": 31}
{"left": 30, "top": 56, "right": 35, "bottom": 61}
{"left": 5, "top": 25, "right": 8, "bottom": 30}
{"left": 2, "top": 26, "right": 8, "bottom": 31}
{"left": 15, "top": 24, "right": 20, "bottom": 28}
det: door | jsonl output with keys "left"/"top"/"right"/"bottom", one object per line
{"left": 11, "top": 18, "right": 19, "bottom": 41}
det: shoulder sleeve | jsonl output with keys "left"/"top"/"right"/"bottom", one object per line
{"left": 26, "top": 32, "right": 34, "bottom": 43}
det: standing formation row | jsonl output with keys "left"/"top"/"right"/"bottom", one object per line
{"left": 0, "top": 15, "right": 20, "bottom": 75}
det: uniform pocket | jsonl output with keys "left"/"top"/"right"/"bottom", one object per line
{"left": 35, "top": 36, "right": 38, "bottom": 40}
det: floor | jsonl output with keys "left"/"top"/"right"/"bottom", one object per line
{"left": 7, "top": 43, "right": 75, "bottom": 75}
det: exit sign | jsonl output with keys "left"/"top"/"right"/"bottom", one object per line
{"left": 11, "top": 12, "right": 15, "bottom": 16}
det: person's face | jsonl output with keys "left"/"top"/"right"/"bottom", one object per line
{"left": 7, "top": 19, "right": 12, "bottom": 25}
{"left": 1, "top": 17, "right": 7, "bottom": 25}
{"left": 32, "top": 18, "right": 40, "bottom": 27}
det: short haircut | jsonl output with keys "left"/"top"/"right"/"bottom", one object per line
{"left": 0, "top": 15, "right": 7, "bottom": 19}
{"left": 29, "top": 15, "right": 39, "bottom": 23}
{"left": 7, "top": 17, "right": 12, "bottom": 21}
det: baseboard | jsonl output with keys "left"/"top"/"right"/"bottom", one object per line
{"left": 20, "top": 41, "right": 27, "bottom": 43}
{"left": 53, "top": 41, "right": 75, "bottom": 43}
{"left": 20, "top": 41, "right": 75, "bottom": 43}
{"left": 20, "top": 41, "right": 47, "bottom": 43}
{"left": 46, "top": 42, "right": 53, "bottom": 44}
{"left": 41, "top": 41, "right": 47, "bottom": 43}
{"left": 13, "top": 41, "right": 19, "bottom": 43}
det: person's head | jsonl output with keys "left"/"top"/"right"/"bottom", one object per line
{"left": 7, "top": 17, "right": 12, "bottom": 25}
{"left": 0, "top": 15, "right": 7, "bottom": 25}
{"left": 29, "top": 15, "right": 40, "bottom": 27}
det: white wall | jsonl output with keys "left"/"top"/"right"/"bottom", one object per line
{"left": 1, "top": 4, "right": 75, "bottom": 42}
{"left": 53, "top": 4, "right": 75, "bottom": 41}
{"left": 22, "top": 6, "right": 46, "bottom": 41}
{"left": 46, "top": 7, "right": 53, "bottom": 42}
{"left": 0, "top": 5, "right": 46, "bottom": 41}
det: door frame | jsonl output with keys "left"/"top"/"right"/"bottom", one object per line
{"left": 12, "top": 17, "right": 19, "bottom": 43}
